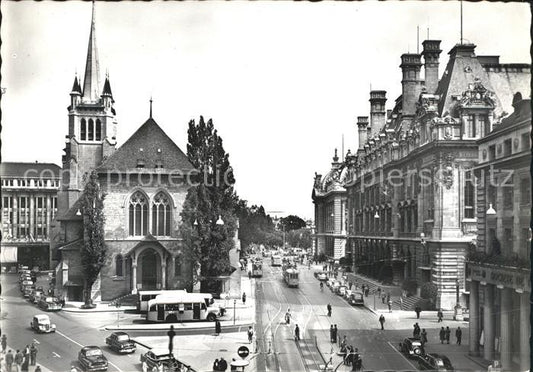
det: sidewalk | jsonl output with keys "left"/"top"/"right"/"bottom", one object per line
{"left": 0, "top": 346, "right": 54, "bottom": 372}
{"left": 62, "top": 302, "right": 136, "bottom": 313}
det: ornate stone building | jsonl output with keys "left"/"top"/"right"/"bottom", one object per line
{"left": 468, "top": 93, "right": 530, "bottom": 371}
{"left": 313, "top": 39, "right": 530, "bottom": 310}
{"left": 51, "top": 5, "right": 195, "bottom": 301}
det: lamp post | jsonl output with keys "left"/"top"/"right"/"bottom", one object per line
{"left": 233, "top": 299, "right": 237, "bottom": 325}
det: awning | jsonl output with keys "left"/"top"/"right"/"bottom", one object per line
{"left": 1, "top": 246, "right": 18, "bottom": 263}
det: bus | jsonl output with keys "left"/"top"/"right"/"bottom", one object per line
{"left": 137, "top": 290, "right": 187, "bottom": 313}
{"left": 271, "top": 255, "right": 282, "bottom": 267}
{"left": 283, "top": 268, "right": 299, "bottom": 287}
{"left": 146, "top": 293, "right": 222, "bottom": 322}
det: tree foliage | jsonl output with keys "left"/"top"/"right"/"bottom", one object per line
{"left": 279, "top": 215, "right": 307, "bottom": 232}
{"left": 80, "top": 170, "right": 107, "bottom": 306}
{"left": 180, "top": 117, "right": 238, "bottom": 292}
{"left": 235, "top": 201, "right": 280, "bottom": 249}
{"left": 420, "top": 282, "right": 438, "bottom": 304}
{"left": 285, "top": 228, "right": 312, "bottom": 249}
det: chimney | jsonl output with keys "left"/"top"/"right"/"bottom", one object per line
{"left": 400, "top": 53, "right": 423, "bottom": 117}
{"left": 357, "top": 116, "right": 369, "bottom": 150}
{"left": 422, "top": 40, "right": 442, "bottom": 94}
{"left": 369, "top": 90, "right": 387, "bottom": 137}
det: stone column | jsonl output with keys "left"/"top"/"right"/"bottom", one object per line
{"left": 483, "top": 284, "right": 495, "bottom": 361}
{"left": 519, "top": 291, "right": 530, "bottom": 371}
{"left": 500, "top": 287, "right": 511, "bottom": 370}
{"left": 469, "top": 280, "right": 480, "bottom": 354}
{"left": 46, "top": 195, "right": 51, "bottom": 239}
{"left": 29, "top": 196, "right": 35, "bottom": 239}
{"left": 161, "top": 260, "right": 167, "bottom": 290}
{"left": 132, "top": 260, "right": 138, "bottom": 294}
{"left": 12, "top": 195, "right": 18, "bottom": 238}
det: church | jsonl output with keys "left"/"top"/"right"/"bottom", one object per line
{"left": 51, "top": 4, "right": 195, "bottom": 301}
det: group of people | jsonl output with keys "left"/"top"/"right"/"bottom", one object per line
{"left": 1, "top": 335, "right": 41, "bottom": 372}
{"left": 212, "top": 357, "right": 228, "bottom": 371}
{"left": 412, "top": 323, "right": 428, "bottom": 346}
{"left": 439, "top": 326, "right": 462, "bottom": 345}
{"left": 339, "top": 336, "right": 363, "bottom": 371}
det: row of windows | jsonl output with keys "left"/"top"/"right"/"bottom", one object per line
{"left": 488, "top": 133, "right": 530, "bottom": 161}
{"left": 1, "top": 179, "right": 60, "bottom": 188}
{"left": 128, "top": 191, "right": 172, "bottom": 236}
{"left": 80, "top": 118, "right": 102, "bottom": 141}
{"left": 2, "top": 196, "right": 57, "bottom": 238}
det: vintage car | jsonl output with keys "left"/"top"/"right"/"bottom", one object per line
{"left": 317, "top": 272, "right": 328, "bottom": 281}
{"left": 347, "top": 291, "right": 365, "bottom": 306}
{"left": 38, "top": 296, "right": 63, "bottom": 311}
{"left": 30, "top": 314, "right": 56, "bottom": 333}
{"left": 105, "top": 331, "right": 136, "bottom": 353}
{"left": 330, "top": 281, "right": 341, "bottom": 292}
{"left": 417, "top": 353, "right": 454, "bottom": 371}
{"left": 29, "top": 289, "right": 45, "bottom": 304}
{"left": 336, "top": 285, "right": 347, "bottom": 296}
{"left": 140, "top": 349, "right": 183, "bottom": 372}
{"left": 78, "top": 346, "right": 108, "bottom": 371}
{"left": 21, "top": 281, "right": 36, "bottom": 297}
{"left": 399, "top": 337, "right": 424, "bottom": 358}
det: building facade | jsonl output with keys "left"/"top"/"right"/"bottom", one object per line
{"left": 468, "top": 94, "right": 530, "bottom": 371}
{"left": 313, "top": 39, "right": 530, "bottom": 310}
{"left": 1, "top": 162, "right": 60, "bottom": 270}
{"left": 51, "top": 5, "right": 195, "bottom": 301}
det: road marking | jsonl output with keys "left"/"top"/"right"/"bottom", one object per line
{"left": 33, "top": 339, "right": 40, "bottom": 345}
{"left": 52, "top": 352, "right": 61, "bottom": 358}
{"left": 387, "top": 341, "right": 418, "bottom": 370}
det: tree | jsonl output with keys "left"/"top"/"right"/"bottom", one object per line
{"left": 180, "top": 117, "right": 238, "bottom": 293}
{"left": 279, "top": 215, "right": 307, "bottom": 232}
{"left": 80, "top": 171, "right": 107, "bottom": 308}
{"left": 286, "top": 228, "right": 312, "bottom": 249}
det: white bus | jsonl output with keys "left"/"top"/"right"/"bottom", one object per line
{"left": 136, "top": 290, "right": 187, "bottom": 313}
{"left": 146, "top": 293, "right": 222, "bottom": 322}
{"left": 271, "top": 255, "right": 282, "bottom": 266}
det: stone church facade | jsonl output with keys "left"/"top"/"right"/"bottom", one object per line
{"left": 51, "top": 5, "right": 195, "bottom": 301}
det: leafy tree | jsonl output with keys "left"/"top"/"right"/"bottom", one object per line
{"left": 279, "top": 215, "right": 307, "bottom": 232}
{"left": 180, "top": 117, "right": 238, "bottom": 292}
{"left": 286, "top": 228, "right": 312, "bottom": 249}
{"left": 420, "top": 282, "right": 438, "bottom": 305}
{"left": 236, "top": 201, "right": 278, "bottom": 249}
{"left": 80, "top": 171, "right": 107, "bottom": 308}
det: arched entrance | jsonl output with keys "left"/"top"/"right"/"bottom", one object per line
{"left": 139, "top": 249, "right": 160, "bottom": 290}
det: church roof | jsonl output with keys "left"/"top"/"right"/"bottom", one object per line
{"left": 0, "top": 162, "right": 61, "bottom": 178}
{"left": 97, "top": 118, "right": 196, "bottom": 173}
{"left": 82, "top": 1, "right": 101, "bottom": 102}
{"left": 71, "top": 76, "right": 82, "bottom": 94}
{"left": 102, "top": 76, "right": 113, "bottom": 97}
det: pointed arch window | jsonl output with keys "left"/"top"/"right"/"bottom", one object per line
{"left": 129, "top": 191, "right": 148, "bottom": 236}
{"left": 81, "top": 119, "right": 87, "bottom": 140}
{"left": 152, "top": 192, "right": 171, "bottom": 236}
{"left": 115, "top": 254, "right": 123, "bottom": 277}
{"left": 88, "top": 119, "right": 94, "bottom": 141}
{"left": 95, "top": 119, "right": 102, "bottom": 141}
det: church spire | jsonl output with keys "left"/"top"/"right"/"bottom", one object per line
{"left": 82, "top": 0, "right": 101, "bottom": 102}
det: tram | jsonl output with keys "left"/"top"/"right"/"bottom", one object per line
{"left": 283, "top": 267, "right": 299, "bottom": 288}
{"left": 271, "top": 255, "right": 282, "bottom": 267}
{"left": 251, "top": 262, "right": 263, "bottom": 277}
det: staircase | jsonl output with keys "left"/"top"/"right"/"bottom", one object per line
{"left": 395, "top": 295, "right": 423, "bottom": 311}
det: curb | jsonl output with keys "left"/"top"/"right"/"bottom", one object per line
{"left": 464, "top": 353, "right": 491, "bottom": 369}
{"left": 62, "top": 306, "right": 136, "bottom": 313}
{"left": 104, "top": 321, "right": 254, "bottom": 331}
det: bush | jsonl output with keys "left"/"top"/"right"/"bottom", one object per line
{"left": 420, "top": 282, "right": 438, "bottom": 305}
{"left": 401, "top": 279, "right": 418, "bottom": 296}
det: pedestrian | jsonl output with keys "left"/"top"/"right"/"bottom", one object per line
{"left": 445, "top": 326, "right": 451, "bottom": 344}
{"left": 386, "top": 292, "right": 390, "bottom": 303}
{"left": 294, "top": 324, "right": 300, "bottom": 341}
{"left": 382, "top": 293, "right": 386, "bottom": 304}
{"left": 285, "top": 308, "right": 291, "bottom": 324}
{"left": 215, "top": 320, "right": 221, "bottom": 335}
{"left": 415, "top": 305, "right": 421, "bottom": 319}
{"left": 379, "top": 314, "right": 385, "bottom": 330}
{"left": 34, "top": 366, "right": 41, "bottom": 372}
{"left": 333, "top": 325, "right": 338, "bottom": 343}
{"left": 377, "top": 287, "right": 382, "bottom": 297}
{"left": 213, "top": 358, "right": 220, "bottom": 371}
{"left": 437, "top": 309, "right": 443, "bottom": 322}
{"left": 340, "top": 335, "right": 347, "bottom": 352}
{"left": 247, "top": 326, "right": 254, "bottom": 344}
{"left": 5, "top": 350, "right": 14, "bottom": 372}
{"left": 456, "top": 327, "right": 462, "bottom": 345}
{"left": 344, "top": 345, "right": 352, "bottom": 365}
{"left": 387, "top": 299, "right": 392, "bottom": 313}
{"left": 327, "top": 303, "right": 332, "bottom": 317}
{"left": 413, "top": 323, "right": 419, "bottom": 338}
{"left": 439, "top": 327, "right": 445, "bottom": 344}
{"left": 354, "top": 353, "right": 362, "bottom": 372}
{"left": 242, "top": 292, "right": 246, "bottom": 304}
{"left": 1, "top": 334, "right": 7, "bottom": 353}
{"left": 218, "top": 357, "right": 228, "bottom": 371}
{"left": 21, "top": 351, "right": 29, "bottom": 372}
{"left": 420, "top": 329, "right": 428, "bottom": 347}
{"left": 29, "top": 343, "right": 37, "bottom": 366}
{"left": 365, "top": 288, "right": 370, "bottom": 297}
{"left": 14, "top": 350, "right": 23, "bottom": 372}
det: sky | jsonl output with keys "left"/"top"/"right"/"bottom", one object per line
{"left": 1, "top": 1, "right": 531, "bottom": 220}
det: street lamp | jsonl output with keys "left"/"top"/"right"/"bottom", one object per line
{"left": 486, "top": 203, "right": 496, "bottom": 215}
{"left": 374, "top": 211, "right": 380, "bottom": 219}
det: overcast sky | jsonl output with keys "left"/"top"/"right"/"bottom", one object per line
{"left": 1, "top": 1, "right": 530, "bottom": 220}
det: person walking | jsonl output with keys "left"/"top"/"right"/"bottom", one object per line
{"left": 242, "top": 292, "right": 246, "bottom": 305}
{"left": 21, "top": 349, "right": 29, "bottom": 372}
{"left": 382, "top": 293, "right": 386, "bottom": 304}
{"left": 327, "top": 303, "right": 332, "bottom": 317}
{"left": 34, "top": 366, "right": 41, "bottom": 372}
{"left": 294, "top": 324, "right": 300, "bottom": 341}
{"left": 329, "top": 325, "right": 334, "bottom": 343}
{"left": 14, "top": 350, "right": 23, "bottom": 372}
{"left": 29, "top": 344, "right": 37, "bottom": 366}
{"left": 456, "top": 327, "right": 462, "bottom": 345}
{"left": 5, "top": 350, "right": 14, "bottom": 372}
{"left": 285, "top": 308, "right": 291, "bottom": 324}
{"left": 213, "top": 358, "right": 220, "bottom": 371}
{"left": 415, "top": 306, "right": 422, "bottom": 319}
{"left": 247, "top": 326, "right": 254, "bottom": 344}
{"left": 445, "top": 326, "right": 451, "bottom": 344}
{"left": 215, "top": 320, "right": 221, "bottom": 336}
{"left": 437, "top": 309, "right": 443, "bottom": 322}
{"left": 340, "top": 335, "right": 347, "bottom": 352}
{"left": 379, "top": 314, "right": 385, "bottom": 330}
{"left": 439, "top": 327, "right": 445, "bottom": 344}
{"left": 218, "top": 357, "right": 228, "bottom": 371}
{"left": 413, "top": 323, "right": 420, "bottom": 338}
{"left": 333, "top": 325, "right": 338, "bottom": 343}
{"left": 420, "top": 329, "right": 428, "bottom": 347}
{"left": 1, "top": 334, "right": 7, "bottom": 353}
{"left": 387, "top": 299, "right": 392, "bottom": 313}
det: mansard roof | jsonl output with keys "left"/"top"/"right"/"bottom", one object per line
{"left": 0, "top": 162, "right": 61, "bottom": 178}
{"left": 97, "top": 118, "right": 196, "bottom": 173}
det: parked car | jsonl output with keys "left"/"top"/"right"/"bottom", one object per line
{"left": 21, "top": 281, "right": 36, "bottom": 297}
{"left": 347, "top": 291, "right": 365, "bottom": 306}
{"left": 38, "top": 296, "right": 63, "bottom": 311}
{"left": 336, "top": 285, "right": 347, "bottom": 296}
{"left": 317, "top": 272, "right": 328, "bottom": 281}
{"left": 30, "top": 314, "right": 56, "bottom": 333}
{"left": 399, "top": 337, "right": 424, "bottom": 358}
{"left": 417, "top": 353, "right": 454, "bottom": 371}
{"left": 29, "top": 289, "right": 45, "bottom": 304}
{"left": 105, "top": 331, "right": 136, "bottom": 353}
{"left": 140, "top": 349, "right": 174, "bottom": 372}
{"left": 78, "top": 346, "right": 108, "bottom": 371}
{"left": 330, "top": 281, "right": 341, "bottom": 292}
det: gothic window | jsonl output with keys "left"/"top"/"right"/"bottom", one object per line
{"left": 95, "top": 119, "right": 102, "bottom": 141}
{"left": 152, "top": 192, "right": 171, "bottom": 236}
{"left": 88, "top": 119, "right": 94, "bottom": 141}
{"left": 115, "top": 254, "right": 123, "bottom": 276}
{"left": 129, "top": 191, "right": 148, "bottom": 236}
{"left": 464, "top": 171, "right": 475, "bottom": 219}
{"left": 81, "top": 118, "right": 87, "bottom": 140}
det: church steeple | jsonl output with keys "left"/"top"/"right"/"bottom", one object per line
{"left": 82, "top": 1, "right": 101, "bottom": 102}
